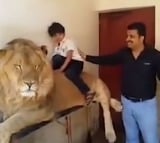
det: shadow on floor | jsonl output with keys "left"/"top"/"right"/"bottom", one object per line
{"left": 92, "top": 129, "right": 124, "bottom": 143}
{"left": 92, "top": 129, "right": 144, "bottom": 143}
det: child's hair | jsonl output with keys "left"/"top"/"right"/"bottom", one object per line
{"left": 48, "top": 22, "right": 65, "bottom": 37}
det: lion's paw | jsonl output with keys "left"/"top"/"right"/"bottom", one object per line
{"left": 0, "top": 126, "right": 11, "bottom": 143}
{"left": 110, "top": 98, "right": 122, "bottom": 112}
{"left": 105, "top": 130, "right": 116, "bottom": 143}
{"left": 0, "top": 133, "right": 10, "bottom": 143}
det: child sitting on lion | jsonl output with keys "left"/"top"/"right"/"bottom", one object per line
{"left": 46, "top": 22, "right": 95, "bottom": 104}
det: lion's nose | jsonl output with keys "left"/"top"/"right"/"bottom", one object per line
{"left": 24, "top": 81, "right": 35, "bottom": 89}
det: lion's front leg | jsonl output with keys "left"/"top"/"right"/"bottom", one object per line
{"left": 94, "top": 79, "right": 116, "bottom": 143}
{"left": 100, "top": 100, "right": 116, "bottom": 143}
{"left": 0, "top": 125, "right": 10, "bottom": 143}
{"left": 0, "top": 108, "right": 54, "bottom": 143}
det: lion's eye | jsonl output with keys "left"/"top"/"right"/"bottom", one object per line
{"left": 15, "top": 64, "right": 22, "bottom": 71}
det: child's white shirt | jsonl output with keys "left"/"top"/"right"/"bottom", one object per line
{"left": 53, "top": 37, "right": 83, "bottom": 61}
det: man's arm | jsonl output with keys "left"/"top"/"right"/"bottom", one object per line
{"left": 85, "top": 49, "right": 125, "bottom": 66}
{"left": 154, "top": 51, "right": 160, "bottom": 80}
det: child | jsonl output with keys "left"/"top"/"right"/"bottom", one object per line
{"left": 48, "top": 22, "right": 95, "bottom": 104}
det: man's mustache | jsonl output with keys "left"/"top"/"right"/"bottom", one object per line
{"left": 127, "top": 40, "right": 133, "bottom": 43}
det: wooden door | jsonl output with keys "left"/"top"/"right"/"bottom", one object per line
{"left": 99, "top": 7, "right": 155, "bottom": 131}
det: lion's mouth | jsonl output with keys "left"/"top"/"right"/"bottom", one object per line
{"left": 20, "top": 84, "right": 38, "bottom": 97}
{"left": 20, "top": 89, "right": 37, "bottom": 97}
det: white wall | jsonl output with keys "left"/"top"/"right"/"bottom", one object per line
{"left": 0, "top": 0, "right": 99, "bottom": 143}
{"left": 93, "top": 0, "right": 160, "bottom": 49}
{"left": 93, "top": 0, "right": 157, "bottom": 11}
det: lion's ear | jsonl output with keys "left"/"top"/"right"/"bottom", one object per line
{"left": 0, "top": 49, "right": 7, "bottom": 59}
{"left": 40, "top": 45, "right": 48, "bottom": 56}
{"left": 0, "top": 48, "right": 13, "bottom": 68}
{"left": 0, "top": 49, "right": 8, "bottom": 69}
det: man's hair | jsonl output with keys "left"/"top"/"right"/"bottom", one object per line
{"left": 127, "top": 22, "right": 146, "bottom": 37}
{"left": 48, "top": 22, "right": 65, "bottom": 37}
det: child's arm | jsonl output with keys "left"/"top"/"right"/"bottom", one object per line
{"left": 59, "top": 50, "right": 73, "bottom": 72}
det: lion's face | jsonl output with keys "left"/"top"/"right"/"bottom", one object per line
{"left": 1, "top": 39, "right": 54, "bottom": 98}
{"left": 4, "top": 49, "right": 44, "bottom": 97}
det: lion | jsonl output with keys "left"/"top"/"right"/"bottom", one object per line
{"left": 0, "top": 38, "right": 122, "bottom": 143}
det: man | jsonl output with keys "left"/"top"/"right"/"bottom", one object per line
{"left": 48, "top": 22, "right": 95, "bottom": 104}
{"left": 79, "top": 22, "right": 160, "bottom": 143}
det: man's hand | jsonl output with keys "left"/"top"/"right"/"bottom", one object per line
{"left": 78, "top": 48, "right": 86, "bottom": 60}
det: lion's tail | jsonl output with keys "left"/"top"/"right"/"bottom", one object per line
{"left": 110, "top": 98, "right": 122, "bottom": 112}
{"left": 94, "top": 78, "right": 122, "bottom": 112}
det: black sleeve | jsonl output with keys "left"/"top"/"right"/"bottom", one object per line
{"left": 86, "top": 48, "right": 126, "bottom": 66}
{"left": 154, "top": 51, "right": 160, "bottom": 80}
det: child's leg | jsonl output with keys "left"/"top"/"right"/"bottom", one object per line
{"left": 51, "top": 55, "right": 65, "bottom": 69}
{"left": 64, "top": 60, "right": 95, "bottom": 103}
{"left": 65, "top": 68, "right": 90, "bottom": 93}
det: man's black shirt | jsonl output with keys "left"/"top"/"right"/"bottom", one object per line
{"left": 86, "top": 47, "right": 160, "bottom": 99}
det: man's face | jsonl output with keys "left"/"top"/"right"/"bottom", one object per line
{"left": 126, "top": 29, "right": 144, "bottom": 49}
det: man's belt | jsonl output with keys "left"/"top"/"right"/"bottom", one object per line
{"left": 123, "top": 95, "right": 155, "bottom": 102}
